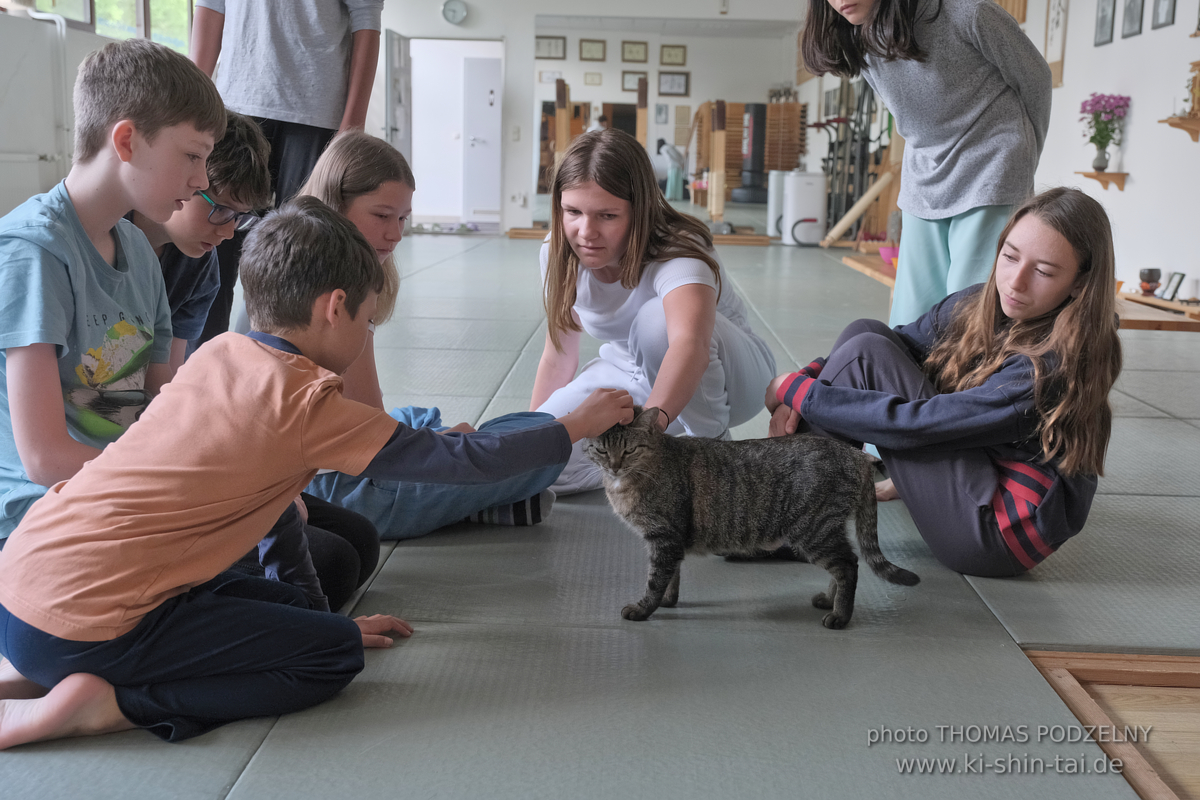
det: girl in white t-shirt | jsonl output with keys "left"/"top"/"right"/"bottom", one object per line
{"left": 532, "top": 129, "right": 776, "bottom": 493}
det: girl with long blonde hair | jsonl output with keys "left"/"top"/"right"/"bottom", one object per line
{"left": 766, "top": 188, "right": 1122, "bottom": 576}
{"left": 304, "top": 131, "right": 607, "bottom": 539}
{"left": 532, "top": 129, "right": 776, "bottom": 493}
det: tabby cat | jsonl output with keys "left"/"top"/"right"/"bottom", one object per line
{"left": 585, "top": 407, "right": 919, "bottom": 629}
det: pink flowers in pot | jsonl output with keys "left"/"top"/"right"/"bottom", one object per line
{"left": 1079, "top": 93, "right": 1131, "bottom": 151}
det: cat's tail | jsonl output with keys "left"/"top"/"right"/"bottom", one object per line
{"left": 855, "top": 467, "right": 920, "bottom": 587}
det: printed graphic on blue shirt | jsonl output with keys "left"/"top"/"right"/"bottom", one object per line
{"left": 66, "top": 318, "right": 155, "bottom": 439}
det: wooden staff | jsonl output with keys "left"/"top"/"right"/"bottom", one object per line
{"left": 819, "top": 131, "right": 905, "bottom": 247}
{"left": 555, "top": 79, "right": 571, "bottom": 167}
{"left": 708, "top": 100, "right": 726, "bottom": 222}
{"left": 636, "top": 77, "right": 648, "bottom": 147}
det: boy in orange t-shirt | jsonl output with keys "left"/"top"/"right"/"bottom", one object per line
{"left": 0, "top": 198, "right": 633, "bottom": 748}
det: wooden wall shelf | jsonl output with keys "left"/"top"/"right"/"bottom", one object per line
{"left": 1159, "top": 117, "right": 1200, "bottom": 142}
{"left": 1075, "top": 171, "right": 1127, "bottom": 191}
{"left": 1120, "top": 291, "right": 1200, "bottom": 320}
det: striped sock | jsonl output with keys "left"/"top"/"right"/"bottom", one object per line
{"left": 464, "top": 489, "right": 555, "bottom": 526}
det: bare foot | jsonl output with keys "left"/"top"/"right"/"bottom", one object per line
{"left": 0, "top": 673, "right": 134, "bottom": 750}
{"left": 0, "top": 657, "right": 47, "bottom": 700}
{"left": 875, "top": 478, "right": 900, "bottom": 502}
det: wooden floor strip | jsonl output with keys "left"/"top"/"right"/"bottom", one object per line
{"left": 1029, "top": 651, "right": 1200, "bottom": 800}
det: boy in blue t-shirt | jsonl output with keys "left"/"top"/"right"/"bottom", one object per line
{"left": 0, "top": 38, "right": 226, "bottom": 542}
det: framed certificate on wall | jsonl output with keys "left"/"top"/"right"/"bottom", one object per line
{"left": 622, "top": 71, "right": 648, "bottom": 92}
{"left": 580, "top": 39, "right": 607, "bottom": 61}
{"left": 658, "top": 71, "right": 690, "bottom": 97}
{"left": 660, "top": 45, "right": 687, "bottom": 66}
{"left": 535, "top": 36, "right": 566, "bottom": 60}
{"left": 622, "top": 40, "right": 648, "bottom": 63}
{"left": 1045, "top": 0, "right": 1068, "bottom": 86}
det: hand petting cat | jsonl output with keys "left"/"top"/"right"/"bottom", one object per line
{"left": 557, "top": 388, "right": 635, "bottom": 442}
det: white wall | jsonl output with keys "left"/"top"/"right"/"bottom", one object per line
{"left": 0, "top": 13, "right": 110, "bottom": 215}
{"left": 409, "top": 38, "right": 505, "bottom": 222}
{"left": 531, "top": 27, "right": 796, "bottom": 179}
{"left": 370, "top": 0, "right": 807, "bottom": 230}
{"left": 1025, "top": 0, "right": 1200, "bottom": 288}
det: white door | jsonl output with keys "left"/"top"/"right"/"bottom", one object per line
{"left": 462, "top": 57, "right": 502, "bottom": 225}
{"left": 384, "top": 30, "right": 411, "bottom": 164}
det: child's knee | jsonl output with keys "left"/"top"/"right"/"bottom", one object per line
{"left": 831, "top": 318, "right": 893, "bottom": 352}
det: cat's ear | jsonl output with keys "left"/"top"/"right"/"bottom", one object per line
{"left": 637, "top": 407, "right": 663, "bottom": 430}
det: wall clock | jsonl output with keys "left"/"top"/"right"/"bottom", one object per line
{"left": 442, "top": 0, "right": 468, "bottom": 25}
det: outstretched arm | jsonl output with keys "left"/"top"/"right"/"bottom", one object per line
{"left": 530, "top": 321, "right": 581, "bottom": 411}
{"left": 644, "top": 283, "right": 716, "bottom": 431}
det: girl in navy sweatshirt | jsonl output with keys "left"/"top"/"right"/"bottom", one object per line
{"left": 766, "top": 188, "right": 1122, "bottom": 577}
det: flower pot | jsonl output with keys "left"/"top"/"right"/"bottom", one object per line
{"left": 1092, "top": 148, "right": 1110, "bottom": 172}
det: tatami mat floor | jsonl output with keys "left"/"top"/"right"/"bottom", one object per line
{"left": 5, "top": 232, "right": 1187, "bottom": 799}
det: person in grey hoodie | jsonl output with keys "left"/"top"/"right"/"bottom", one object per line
{"left": 801, "top": 0, "right": 1052, "bottom": 326}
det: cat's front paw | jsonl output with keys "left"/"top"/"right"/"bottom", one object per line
{"left": 821, "top": 611, "right": 851, "bottom": 630}
{"left": 621, "top": 603, "right": 654, "bottom": 621}
{"left": 661, "top": 590, "right": 679, "bottom": 607}
{"left": 811, "top": 592, "right": 833, "bottom": 610}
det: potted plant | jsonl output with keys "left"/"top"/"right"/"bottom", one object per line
{"left": 1079, "top": 93, "right": 1131, "bottom": 171}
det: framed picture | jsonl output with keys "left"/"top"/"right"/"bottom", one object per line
{"left": 1162, "top": 271, "right": 1185, "bottom": 300}
{"left": 655, "top": 103, "right": 669, "bottom": 124}
{"left": 1151, "top": 0, "right": 1176, "bottom": 28}
{"left": 1045, "top": 0, "right": 1068, "bottom": 87}
{"left": 823, "top": 85, "right": 840, "bottom": 118}
{"left": 1122, "top": 0, "right": 1144, "bottom": 37}
{"left": 622, "top": 40, "right": 648, "bottom": 63}
{"left": 584, "top": 72, "right": 602, "bottom": 86}
{"left": 538, "top": 70, "right": 562, "bottom": 84}
{"left": 535, "top": 36, "right": 566, "bottom": 60}
{"left": 580, "top": 39, "right": 606, "bottom": 62}
{"left": 1095, "top": 0, "right": 1116, "bottom": 44}
{"left": 622, "top": 71, "right": 648, "bottom": 92}
{"left": 660, "top": 44, "right": 687, "bottom": 66}
{"left": 658, "top": 71, "right": 690, "bottom": 97}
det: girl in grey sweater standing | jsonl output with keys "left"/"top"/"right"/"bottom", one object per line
{"left": 802, "top": 0, "right": 1052, "bottom": 325}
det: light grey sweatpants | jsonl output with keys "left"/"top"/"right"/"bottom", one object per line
{"left": 536, "top": 298, "right": 776, "bottom": 494}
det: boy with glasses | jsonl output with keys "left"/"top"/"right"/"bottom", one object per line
{"left": 129, "top": 110, "right": 270, "bottom": 376}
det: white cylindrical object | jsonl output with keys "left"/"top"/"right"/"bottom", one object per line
{"left": 766, "top": 170, "right": 788, "bottom": 237}
{"left": 781, "top": 171, "right": 826, "bottom": 246}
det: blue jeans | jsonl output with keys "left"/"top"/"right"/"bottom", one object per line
{"left": 0, "top": 572, "right": 363, "bottom": 742}
{"left": 307, "top": 408, "right": 566, "bottom": 540}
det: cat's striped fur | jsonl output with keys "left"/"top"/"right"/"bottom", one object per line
{"left": 585, "top": 407, "right": 919, "bottom": 629}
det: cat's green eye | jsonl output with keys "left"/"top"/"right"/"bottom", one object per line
{"left": 593, "top": 447, "right": 607, "bottom": 455}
